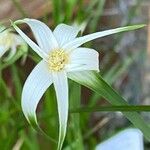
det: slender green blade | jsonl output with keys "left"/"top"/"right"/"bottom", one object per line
{"left": 89, "top": 0, "right": 105, "bottom": 32}
{"left": 70, "top": 105, "right": 150, "bottom": 113}
{"left": 90, "top": 50, "right": 143, "bottom": 106}
{"left": 68, "top": 71, "right": 150, "bottom": 141}
{"left": 69, "top": 81, "right": 84, "bottom": 149}
{"left": 52, "top": 0, "right": 63, "bottom": 24}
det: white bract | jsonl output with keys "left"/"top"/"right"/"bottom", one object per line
{"left": 12, "top": 18, "right": 145, "bottom": 150}
{"left": 0, "top": 26, "right": 24, "bottom": 60}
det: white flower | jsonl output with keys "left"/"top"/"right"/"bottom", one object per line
{"left": 12, "top": 18, "right": 145, "bottom": 150}
{"left": 0, "top": 26, "right": 25, "bottom": 60}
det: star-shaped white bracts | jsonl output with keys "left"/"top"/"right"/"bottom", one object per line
{"left": 0, "top": 26, "right": 25, "bottom": 60}
{"left": 12, "top": 18, "right": 144, "bottom": 150}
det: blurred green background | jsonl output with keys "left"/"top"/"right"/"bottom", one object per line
{"left": 0, "top": 0, "right": 150, "bottom": 149}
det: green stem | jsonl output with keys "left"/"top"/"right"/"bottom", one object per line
{"left": 71, "top": 105, "right": 150, "bottom": 113}
{"left": 70, "top": 82, "right": 84, "bottom": 149}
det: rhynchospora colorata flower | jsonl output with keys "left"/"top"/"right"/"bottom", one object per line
{"left": 0, "top": 25, "right": 25, "bottom": 60}
{"left": 12, "top": 18, "right": 145, "bottom": 150}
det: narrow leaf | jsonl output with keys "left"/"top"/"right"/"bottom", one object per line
{"left": 70, "top": 105, "right": 150, "bottom": 113}
{"left": 68, "top": 71, "right": 150, "bottom": 141}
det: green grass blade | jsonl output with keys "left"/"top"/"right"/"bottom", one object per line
{"left": 69, "top": 81, "right": 84, "bottom": 149}
{"left": 52, "top": 0, "right": 63, "bottom": 24}
{"left": 90, "top": 50, "right": 143, "bottom": 106}
{"left": 89, "top": 0, "right": 105, "bottom": 32}
{"left": 70, "top": 105, "right": 150, "bottom": 113}
{"left": 64, "top": 0, "right": 78, "bottom": 23}
{"left": 68, "top": 71, "right": 150, "bottom": 141}
{"left": 11, "top": 64, "right": 22, "bottom": 100}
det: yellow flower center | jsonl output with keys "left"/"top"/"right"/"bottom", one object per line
{"left": 48, "top": 50, "right": 68, "bottom": 71}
